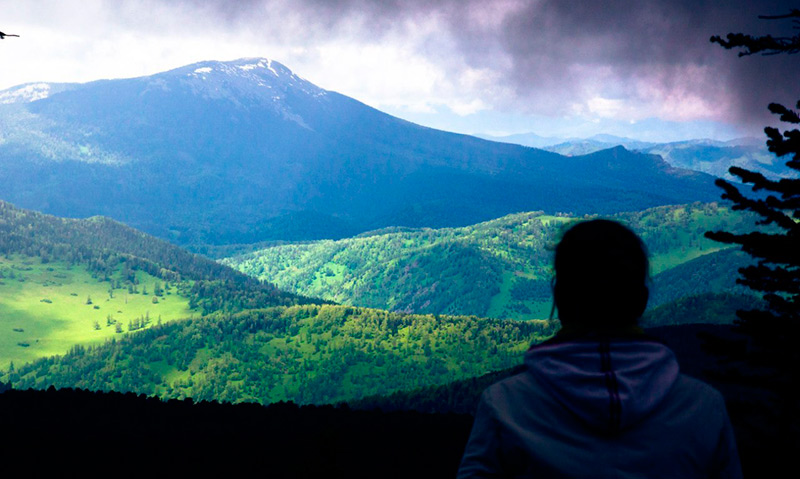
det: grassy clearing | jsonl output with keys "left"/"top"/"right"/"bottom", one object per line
{"left": 486, "top": 271, "right": 514, "bottom": 319}
{"left": 0, "top": 255, "right": 197, "bottom": 370}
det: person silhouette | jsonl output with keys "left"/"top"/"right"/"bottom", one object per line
{"left": 457, "top": 219, "right": 742, "bottom": 478}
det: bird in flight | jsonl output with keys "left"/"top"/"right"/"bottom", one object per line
{"left": 0, "top": 31, "right": 20, "bottom": 39}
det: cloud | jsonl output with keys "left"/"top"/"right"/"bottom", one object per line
{"left": 439, "top": 0, "right": 799, "bottom": 129}
{"left": 3, "top": 0, "right": 798, "bottom": 134}
{"left": 183, "top": 0, "right": 800, "bottom": 130}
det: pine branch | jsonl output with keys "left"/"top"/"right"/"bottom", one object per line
{"left": 760, "top": 293, "right": 800, "bottom": 317}
{"left": 736, "top": 309, "right": 800, "bottom": 346}
{"left": 714, "top": 176, "right": 797, "bottom": 230}
{"left": 737, "top": 264, "right": 800, "bottom": 294}
{"left": 710, "top": 33, "right": 800, "bottom": 55}
{"left": 726, "top": 167, "right": 800, "bottom": 200}
{"left": 765, "top": 194, "right": 800, "bottom": 214}
{"left": 765, "top": 126, "right": 800, "bottom": 166}
{"left": 768, "top": 103, "right": 800, "bottom": 124}
{"left": 706, "top": 231, "right": 800, "bottom": 267}
{"left": 759, "top": 10, "right": 800, "bottom": 21}
{"left": 711, "top": 11, "right": 800, "bottom": 56}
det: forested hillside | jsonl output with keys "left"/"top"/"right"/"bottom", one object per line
{"left": 0, "top": 201, "right": 320, "bottom": 368}
{"left": 647, "top": 247, "right": 753, "bottom": 306}
{"left": 225, "top": 203, "right": 756, "bottom": 319}
{"left": 1, "top": 199, "right": 285, "bottom": 284}
{"left": 4, "top": 304, "right": 554, "bottom": 405}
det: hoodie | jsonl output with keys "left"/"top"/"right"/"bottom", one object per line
{"left": 457, "top": 336, "right": 742, "bottom": 478}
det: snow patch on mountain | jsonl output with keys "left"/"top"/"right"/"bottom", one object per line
{"left": 169, "top": 58, "right": 328, "bottom": 130}
{"left": 265, "top": 59, "right": 279, "bottom": 76}
{"left": 176, "top": 58, "right": 327, "bottom": 99}
{"left": 0, "top": 83, "right": 53, "bottom": 104}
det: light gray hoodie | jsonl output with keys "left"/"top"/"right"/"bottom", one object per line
{"left": 457, "top": 336, "right": 742, "bottom": 478}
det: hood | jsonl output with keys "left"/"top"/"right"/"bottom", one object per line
{"left": 525, "top": 336, "right": 679, "bottom": 434}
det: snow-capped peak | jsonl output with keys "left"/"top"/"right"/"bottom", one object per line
{"left": 158, "top": 58, "right": 327, "bottom": 130}
{"left": 235, "top": 58, "right": 278, "bottom": 76}
{"left": 173, "top": 58, "right": 327, "bottom": 103}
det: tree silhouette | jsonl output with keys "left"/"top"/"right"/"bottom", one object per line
{"left": 706, "top": 8, "right": 800, "bottom": 458}
{"left": 710, "top": 9, "right": 800, "bottom": 56}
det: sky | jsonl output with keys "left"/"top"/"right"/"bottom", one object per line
{"left": 1, "top": 0, "right": 798, "bottom": 142}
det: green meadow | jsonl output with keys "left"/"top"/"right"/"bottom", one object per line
{"left": 0, "top": 255, "right": 196, "bottom": 369}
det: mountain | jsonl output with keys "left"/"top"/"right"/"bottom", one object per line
{"left": 477, "top": 133, "right": 658, "bottom": 152}
{"left": 640, "top": 139, "right": 789, "bottom": 180}
{"left": 0, "top": 200, "right": 318, "bottom": 368}
{"left": 544, "top": 137, "right": 655, "bottom": 156}
{"left": 531, "top": 136, "right": 788, "bottom": 180}
{"left": 488, "top": 131, "right": 790, "bottom": 180}
{"left": 475, "top": 132, "right": 566, "bottom": 148}
{"left": 0, "top": 58, "right": 720, "bottom": 245}
{"left": 223, "top": 203, "right": 757, "bottom": 319}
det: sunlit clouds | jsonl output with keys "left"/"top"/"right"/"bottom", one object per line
{"left": 1, "top": 0, "right": 797, "bottom": 140}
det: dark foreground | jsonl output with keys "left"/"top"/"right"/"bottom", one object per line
{"left": 0, "top": 324, "right": 792, "bottom": 477}
{"left": 0, "top": 386, "right": 473, "bottom": 477}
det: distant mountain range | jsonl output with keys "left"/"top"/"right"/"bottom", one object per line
{"left": 0, "top": 58, "right": 720, "bottom": 245}
{"left": 480, "top": 132, "right": 789, "bottom": 180}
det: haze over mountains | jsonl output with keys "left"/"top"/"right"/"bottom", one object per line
{"left": 481, "top": 132, "right": 785, "bottom": 180}
{"left": 0, "top": 57, "right": 721, "bottom": 246}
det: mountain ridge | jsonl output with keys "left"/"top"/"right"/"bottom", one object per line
{"left": 0, "top": 58, "right": 720, "bottom": 244}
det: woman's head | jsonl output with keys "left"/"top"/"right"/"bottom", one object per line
{"left": 553, "top": 219, "right": 649, "bottom": 330}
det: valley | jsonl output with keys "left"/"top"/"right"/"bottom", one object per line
{"left": 2, "top": 3, "right": 796, "bottom": 474}
{"left": 0, "top": 199, "right": 759, "bottom": 407}
{"left": 0, "top": 58, "right": 769, "bottom": 412}
{"left": 224, "top": 203, "right": 757, "bottom": 320}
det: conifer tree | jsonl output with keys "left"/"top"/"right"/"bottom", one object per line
{"left": 706, "top": 9, "right": 800, "bottom": 354}
{"left": 705, "top": 8, "right": 799, "bottom": 455}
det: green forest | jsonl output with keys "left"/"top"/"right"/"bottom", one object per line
{"left": 224, "top": 203, "right": 757, "bottom": 319}
{"left": 0, "top": 199, "right": 761, "bottom": 407}
{"left": 4, "top": 304, "right": 554, "bottom": 405}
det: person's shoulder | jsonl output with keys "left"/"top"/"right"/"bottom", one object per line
{"left": 672, "top": 373, "right": 725, "bottom": 400}
{"left": 664, "top": 373, "right": 728, "bottom": 418}
{"left": 480, "top": 370, "right": 544, "bottom": 409}
{"left": 485, "top": 370, "right": 534, "bottom": 394}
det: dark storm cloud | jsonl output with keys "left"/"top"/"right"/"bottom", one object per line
{"left": 171, "top": 0, "right": 799, "bottom": 129}
{"left": 480, "top": 0, "right": 800, "bottom": 128}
